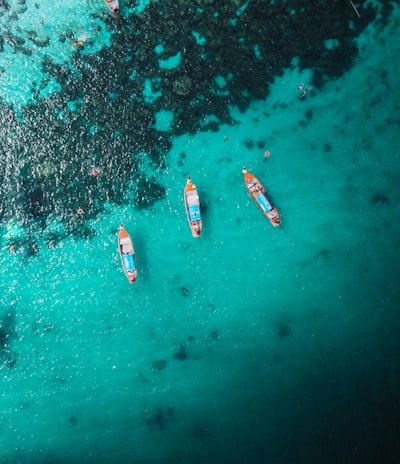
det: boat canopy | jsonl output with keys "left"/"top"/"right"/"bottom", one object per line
{"left": 188, "top": 204, "right": 201, "bottom": 221}
{"left": 256, "top": 193, "right": 273, "bottom": 213}
{"left": 123, "top": 254, "right": 136, "bottom": 271}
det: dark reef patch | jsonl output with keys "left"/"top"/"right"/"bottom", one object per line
{"left": 317, "top": 248, "right": 330, "bottom": 258}
{"left": 371, "top": 191, "right": 390, "bottom": 205}
{"left": 209, "top": 329, "right": 220, "bottom": 340}
{"left": 143, "top": 406, "right": 175, "bottom": 432}
{"left": 277, "top": 323, "right": 291, "bottom": 339}
{"left": 201, "top": 120, "right": 220, "bottom": 133}
{"left": 25, "top": 239, "right": 39, "bottom": 257}
{"left": 256, "top": 140, "right": 266, "bottom": 149}
{"left": 173, "top": 343, "right": 188, "bottom": 361}
{"left": 0, "top": 0, "right": 390, "bottom": 251}
{"left": 180, "top": 286, "right": 190, "bottom": 297}
{"left": 46, "top": 232, "right": 64, "bottom": 249}
{"left": 68, "top": 416, "right": 78, "bottom": 426}
{"left": 7, "top": 239, "right": 25, "bottom": 255}
{"left": 144, "top": 408, "right": 166, "bottom": 431}
{"left": 305, "top": 110, "right": 313, "bottom": 120}
{"left": 152, "top": 359, "right": 167, "bottom": 371}
{"left": 244, "top": 139, "right": 255, "bottom": 149}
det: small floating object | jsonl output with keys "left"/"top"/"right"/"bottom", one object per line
{"left": 298, "top": 88, "right": 309, "bottom": 99}
{"left": 89, "top": 169, "right": 99, "bottom": 177}
{"left": 104, "top": 0, "right": 120, "bottom": 17}
{"left": 242, "top": 167, "right": 281, "bottom": 227}
{"left": 118, "top": 224, "right": 137, "bottom": 284}
{"left": 77, "top": 208, "right": 84, "bottom": 215}
{"left": 348, "top": 0, "right": 361, "bottom": 18}
{"left": 298, "top": 83, "right": 304, "bottom": 90}
{"left": 184, "top": 176, "right": 202, "bottom": 237}
{"left": 264, "top": 150, "right": 271, "bottom": 157}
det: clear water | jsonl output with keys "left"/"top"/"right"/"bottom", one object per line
{"left": 1, "top": 1, "right": 399, "bottom": 463}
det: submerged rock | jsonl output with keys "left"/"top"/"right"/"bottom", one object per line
{"left": 277, "top": 323, "right": 291, "bottom": 338}
{"left": 173, "top": 344, "right": 188, "bottom": 361}
{"left": 180, "top": 286, "right": 190, "bottom": 297}
{"left": 152, "top": 359, "right": 167, "bottom": 371}
{"left": 143, "top": 407, "right": 165, "bottom": 431}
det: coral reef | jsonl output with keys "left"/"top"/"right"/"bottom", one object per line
{"left": 0, "top": 0, "right": 392, "bottom": 252}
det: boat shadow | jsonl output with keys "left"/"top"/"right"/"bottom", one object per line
{"left": 132, "top": 229, "right": 150, "bottom": 282}
{"left": 199, "top": 192, "right": 211, "bottom": 236}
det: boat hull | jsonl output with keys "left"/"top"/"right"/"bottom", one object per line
{"left": 242, "top": 167, "right": 281, "bottom": 227}
{"left": 118, "top": 224, "right": 137, "bottom": 283}
{"left": 184, "top": 177, "right": 202, "bottom": 237}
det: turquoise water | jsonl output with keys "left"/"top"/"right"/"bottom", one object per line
{"left": 1, "top": 1, "right": 400, "bottom": 463}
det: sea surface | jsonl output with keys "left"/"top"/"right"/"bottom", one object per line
{"left": 1, "top": 1, "right": 400, "bottom": 463}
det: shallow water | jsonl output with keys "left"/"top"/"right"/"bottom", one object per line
{"left": 1, "top": 1, "right": 400, "bottom": 463}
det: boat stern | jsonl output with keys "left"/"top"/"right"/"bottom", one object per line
{"left": 191, "top": 221, "right": 202, "bottom": 237}
{"left": 128, "top": 271, "right": 137, "bottom": 283}
{"left": 267, "top": 208, "right": 281, "bottom": 227}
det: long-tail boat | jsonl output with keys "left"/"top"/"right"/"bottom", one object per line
{"left": 242, "top": 167, "right": 281, "bottom": 227}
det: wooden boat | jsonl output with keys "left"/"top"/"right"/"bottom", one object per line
{"left": 184, "top": 176, "right": 202, "bottom": 237}
{"left": 104, "top": 0, "right": 119, "bottom": 17}
{"left": 242, "top": 167, "right": 281, "bottom": 227}
{"left": 118, "top": 224, "right": 137, "bottom": 283}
